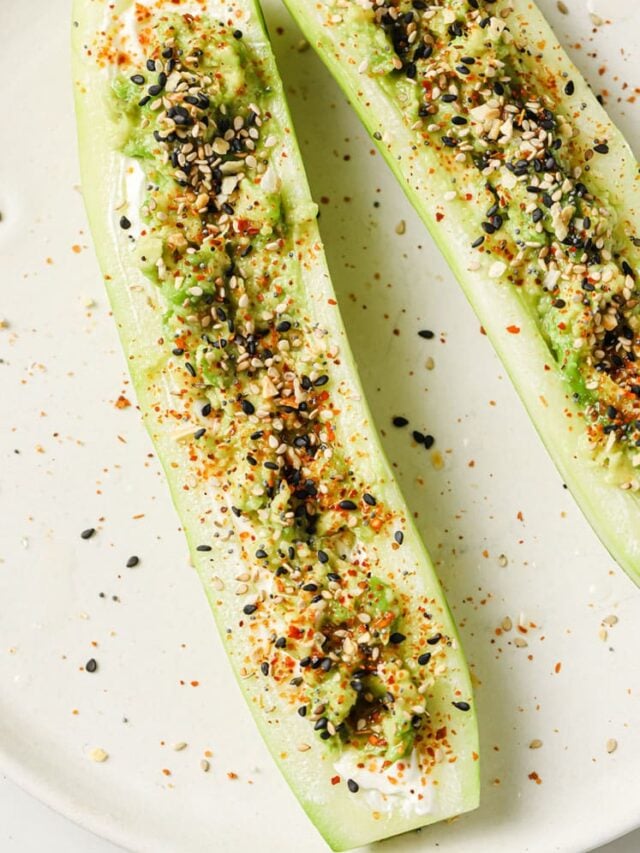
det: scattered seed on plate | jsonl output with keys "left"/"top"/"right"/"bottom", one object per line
{"left": 173, "top": 741, "right": 188, "bottom": 751}
{"left": 81, "top": 528, "right": 96, "bottom": 540}
{"left": 606, "top": 738, "right": 618, "bottom": 754}
{"left": 529, "top": 739, "right": 543, "bottom": 750}
{"left": 86, "top": 658, "right": 98, "bottom": 673}
{"left": 126, "top": 555, "right": 140, "bottom": 568}
{"left": 395, "top": 220, "right": 406, "bottom": 235}
{"left": 498, "top": 554, "right": 508, "bottom": 568}
{"left": 200, "top": 759, "right": 210, "bottom": 772}
{"left": 88, "top": 747, "right": 109, "bottom": 763}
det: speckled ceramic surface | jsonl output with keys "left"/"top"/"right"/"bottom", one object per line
{"left": 1, "top": 1, "right": 640, "bottom": 851}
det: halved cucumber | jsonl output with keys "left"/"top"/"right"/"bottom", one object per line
{"left": 72, "top": 0, "right": 479, "bottom": 848}
{"left": 281, "top": 0, "right": 640, "bottom": 584}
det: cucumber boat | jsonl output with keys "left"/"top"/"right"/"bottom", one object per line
{"left": 71, "top": 0, "right": 479, "bottom": 848}
{"left": 282, "top": 0, "right": 640, "bottom": 584}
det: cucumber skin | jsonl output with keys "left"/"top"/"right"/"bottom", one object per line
{"left": 281, "top": 0, "right": 640, "bottom": 586}
{"left": 71, "top": 0, "right": 480, "bottom": 848}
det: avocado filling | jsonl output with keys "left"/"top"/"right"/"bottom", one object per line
{"left": 104, "top": 11, "right": 460, "bottom": 766}
{"left": 348, "top": 0, "right": 640, "bottom": 486}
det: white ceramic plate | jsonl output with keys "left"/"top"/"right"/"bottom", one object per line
{"left": 2, "top": 1, "right": 640, "bottom": 851}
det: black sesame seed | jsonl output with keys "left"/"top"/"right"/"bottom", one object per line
{"left": 418, "top": 329, "right": 435, "bottom": 339}
{"left": 119, "top": 216, "right": 132, "bottom": 230}
{"left": 471, "top": 236, "right": 485, "bottom": 248}
{"left": 172, "top": 348, "right": 184, "bottom": 356}
{"left": 243, "top": 603, "right": 258, "bottom": 615}
{"left": 347, "top": 779, "right": 359, "bottom": 793}
{"left": 412, "top": 430, "right": 425, "bottom": 444}
{"left": 81, "top": 528, "right": 95, "bottom": 540}
{"left": 453, "top": 700, "right": 471, "bottom": 711}
{"left": 126, "top": 555, "right": 139, "bottom": 568}
{"left": 417, "top": 652, "right": 432, "bottom": 665}
{"left": 86, "top": 658, "right": 98, "bottom": 673}
{"left": 338, "top": 500, "right": 357, "bottom": 510}
{"left": 393, "top": 416, "right": 409, "bottom": 427}
{"left": 314, "top": 375, "right": 329, "bottom": 387}
{"left": 314, "top": 717, "right": 328, "bottom": 731}
{"left": 196, "top": 544, "right": 212, "bottom": 552}
{"left": 594, "top": 143, "right": 609, "bottom": 154}
{"left": 233, "top": 29, "right": 243, "bottom": 39}
{"left": 607, "top": 405, "right": 618, "bottom": 419}
{"left": 427, "top": 632, "right": 442, "bottom": 645}
{"left": 394, "top": 530, "right": 404, "bottom": 545}
{"left": 275, "top": 637, "right": 287, "bottom": 649}
{"left": 302, "top": 583, "right": 319, "bottom": 592}
{"left": 260, "top": 662, "right": 269, "bottom": 676}
{"left": 194, "top": 428, "right": 206, "bottom": 439}
{"left": 185, "top": 362, "right": 196, "bottom": 377}
{"left": 423, "top": 434, "right": 435, "bottom": 450}
{"left": 130, "top": 74, "right": 145, "bottom": 85}
{"left": 297, "top": 705, "right": 307, "bottom": 717}
{"left": 276, "top": 320, "right": 291, "bottom": 332}
{"left": 318, "top": 550, "right": 329, "bottom": 563}
{"left": 564, "top": 80, "right": 575, "bottom": 96}
{"left": 201, "top": 403, "right": 212, "bottom": 417}
{"left": 327, "top": 572, "right": 341, "bottom": 583}
{"left": 363, "top": 493, "right": 377, "bottom": 506}
{"left": 241, "top": 399, "right": 255, "bottom": 415}
{"left": 389, "top": 632, "right": 406, "bottom": 644}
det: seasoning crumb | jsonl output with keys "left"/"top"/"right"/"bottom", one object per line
{"left": 296, "top": 39, "right": 309, "bottom": 52}
{"left": 395, "top": 220, "right": 406, "bottom": 235}
{"left": 431, "top": 450, "right": 444, "bottom": 470}
{"left": 590, "top": 13, "right": 603, "bottom": 27}
{"left": 88, "top": 747, "right": 109, "bottom": 763}
{"left": 529, "top": 739, "right": 543, "bottom": 750}
{"left": 606, "top": 738, "right": 618, "bottom": 754}
{"left": 599, "top": 628, "right": 608, "bottom": 642}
